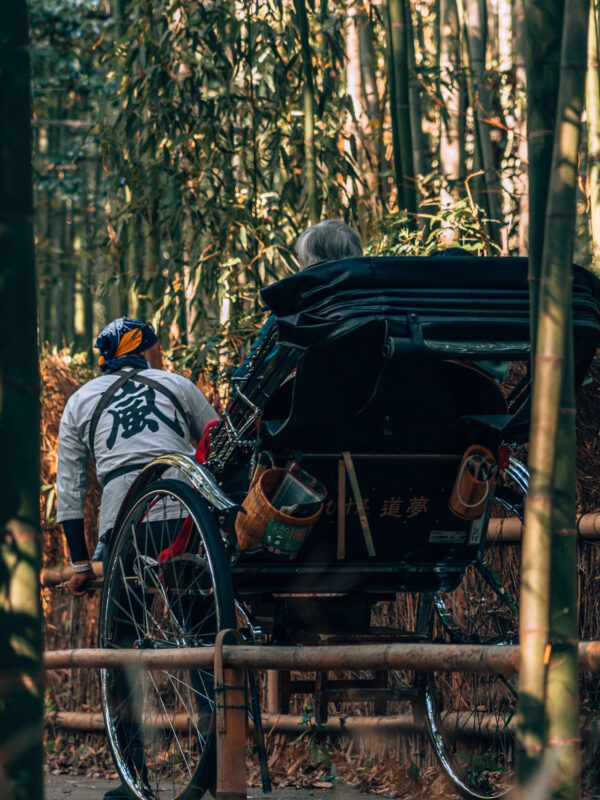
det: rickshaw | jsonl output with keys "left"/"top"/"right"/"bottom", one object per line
{"left": 98, "top": 255, "right": 600, "bottom": 800}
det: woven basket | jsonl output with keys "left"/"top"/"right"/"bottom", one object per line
{"left": 449, "top": 444, "right": 497, "bottom": 520}
{"left": 235, "top": 468, "right": 323, "bottom": 559}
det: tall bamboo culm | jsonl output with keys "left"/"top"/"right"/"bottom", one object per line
{"left": 587, "top": 0, "right": 600, "bottom": 275}
{"left": 517, "top": 0, "right": 589, "bottom": 792}
{"left": 524, "top": 0, "right": 565, "bottom": 351}
{"left": 405, "top": 4, "right": 426, "bottom": 186}
{"left": 516, "top": 3, "right": 564, "bottom": 772}
{"left": 294, "top": 0, "right": 319, "bottom": 224}
{"left": 386, "top": 0, "right": 416, "bottom": 215}
{"left": 547, "top": 319, "right": 579, "bottom": 800}
{"left": 0, "top": 3, "right": 43, "bottom": 799}
{"left": 514, "top": 0, "right": 529, "bottom": 256}
{"left": 439, "top": 0, "right": 463, "bottom": 191}
{"left": 543, "top": 0, "right": 590, "bottom": 794}
{"left": 463, "top": 0, "right": 504, "bottom": 244}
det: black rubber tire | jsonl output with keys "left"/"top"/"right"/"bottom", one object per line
{"left": 417, "top": 477, "right": 522, "bottom": 800}
{"left": 99, "top": 479, "right": 236, "bottom": 800}
{"left": 417, "top": 588, "right": 517, "bottom": 800}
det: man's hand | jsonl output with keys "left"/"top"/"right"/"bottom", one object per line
{"left": 67, "top": 565, "right": 94, "bottom": 596}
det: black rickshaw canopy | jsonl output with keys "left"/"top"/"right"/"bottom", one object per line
{"left": 236, "top": 256, "right": 600, "bottom": 452}
{"left": 261, "top": 255, "right": 600, "bottom": 364}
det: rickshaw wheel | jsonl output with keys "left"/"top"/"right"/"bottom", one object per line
{"left": 99, "top": 479, "right": 236, "bottom": 800}
{"left": 417, "top": 504, "right": 520, "bottom": 799}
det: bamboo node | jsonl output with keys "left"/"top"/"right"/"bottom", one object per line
{"left": 547, "top": 736, "right": 581, "bottom": 745}
{"left": 534, "top": 354, "right": 564, "bottom": 364}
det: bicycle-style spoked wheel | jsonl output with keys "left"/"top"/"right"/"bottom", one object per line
{"left": 416, "top": 464, "right": 524, "bottom": 797}
{"left": 419, "top": 564, "right": 518, "bottom": 799}
{"left": 99, "top": 479, "right": 236, "bottom": 800}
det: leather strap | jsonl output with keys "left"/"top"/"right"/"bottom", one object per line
{"left": 102, "top": 462, "right": 148, "bottom": 487}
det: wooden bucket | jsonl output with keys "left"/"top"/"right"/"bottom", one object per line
{"left": 235, "top": 468, "right": 323, "bottom": 559}
{"left": 449, "top": 444, "right": 497, "bottom": 520}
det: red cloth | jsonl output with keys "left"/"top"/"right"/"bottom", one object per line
{"left": 195, "top": 418, "right": 219, "bottom": 464}
{"left": 158, "top": 418, "right": 219, "bottom": 563}
{"left": 158, "top": 516, "right": 193, "bottom": 563}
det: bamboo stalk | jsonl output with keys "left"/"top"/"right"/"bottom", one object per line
{"left": 51, "top": 709, "right": 513, "bottom": 739}
{"left": 386, "top": 0, "right": 416, "bottom": 214}
{"left": 524, "top": 0, "right": 564, "bottom": 352}
{"left": 51, "top": 708, "right": 600, "bottom": 743}
{"left": 118, "top": 209, "right": 129, "bottom": 319}
{"left": 346, "top": 2, "right": 368, "bottom": 225}
{"left": 514, "top": 0, "right": 529, "bottom": 256}
{"left": 81, "top": 157, "right": 94, "bottom": 361}
{"left": 385, "top": 1, "right": 403, "bottom": 210}
{"left": 547, "top": 320, "right": 580, "bottom": 800}
{"left": 146, "top": 193, "right": 161, "bottom": 314}
{"left": 587, "top": 0, "right": 600, "bottom": 276}
{"left": 51, "top": 121, "right": 66, "bottom": 346}
{"left": 543, "top": 3, "right": 590, "bottom": 795}
{"left": 0, "top": 4, "right": 44, "bottom": 798}
{"left": 405, "top": 3, "right": 427, "bottom": 184}
{"left": 134, "top": 212, "right": 146, "bottom": 321}
{"left": 293, "top": 0, "right": 318, "bottom": 223}
{"left": 358, "top": 9, "right": 386, "bottom": 210}
{"left": 64, "top": 197, "right": 75, "bottom": 345}
{"left": 347, "top": 2, "right": 386, "bottom": 219}
{"left": 457, "top": 0, "right": 504, "bottom": 244}
{"left": 516, "top": 0, "right": 564, "bottom": 778}
{"left": 487, "top": 512, "right": 600, "bottom": 541}
{"left": 36, "top": 133, "right": 51, "bottom": 346}
{"left": 51, "top": 710, "right": 423, "bottom": 734}
{"left": 41, "top": 641, "right": 600, "bottom": 673}
{"left": 439, "top": 0, "right": 463, "bottom": 190}
{"left": 517, "top": 0, "right": 589, "bottom": 788}
{"left": 43, "top": 642, "right": 521, "bottom": 672}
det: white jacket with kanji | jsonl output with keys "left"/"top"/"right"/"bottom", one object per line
{"left": 57, "top": 367, "right": 218, "bottom": 535}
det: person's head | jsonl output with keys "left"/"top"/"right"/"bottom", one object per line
{"left": 295, "top": 220, "right": 363, "bottom": 269}
{"left": 430, "top": 246, "right": 474, "bottom": 257}
{"left": 95, "top": 317, "right": 162, "bottom": 372}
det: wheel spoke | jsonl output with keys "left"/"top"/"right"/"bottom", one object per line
{"left": 422, "top": 559, "right": 518, "bottom": 797}
{"left": 146, "top": 669, "right": 194, "bottom": 778}
{"left": 99, "top": 479, "right": 235, "bottom": 800}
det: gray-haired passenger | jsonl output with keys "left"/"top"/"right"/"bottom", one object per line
{"left": 295, "top": 220, "right": 363, "bottom": 269}
{"left": 234, "top": 221, "right": 363, "bottom": 383}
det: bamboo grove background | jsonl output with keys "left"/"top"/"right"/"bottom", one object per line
{"left": 33, "top": 0, "right": 600, "bottom": 383}
{"left": 29, "top": 0, "right": 600, "bottom": 793}
{"left": 21, "top": 0, "right": 600, "bottom": 796}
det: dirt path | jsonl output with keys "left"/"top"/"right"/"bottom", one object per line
{"left": 44, "top": 774, "right": 400, "bottom": 800}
